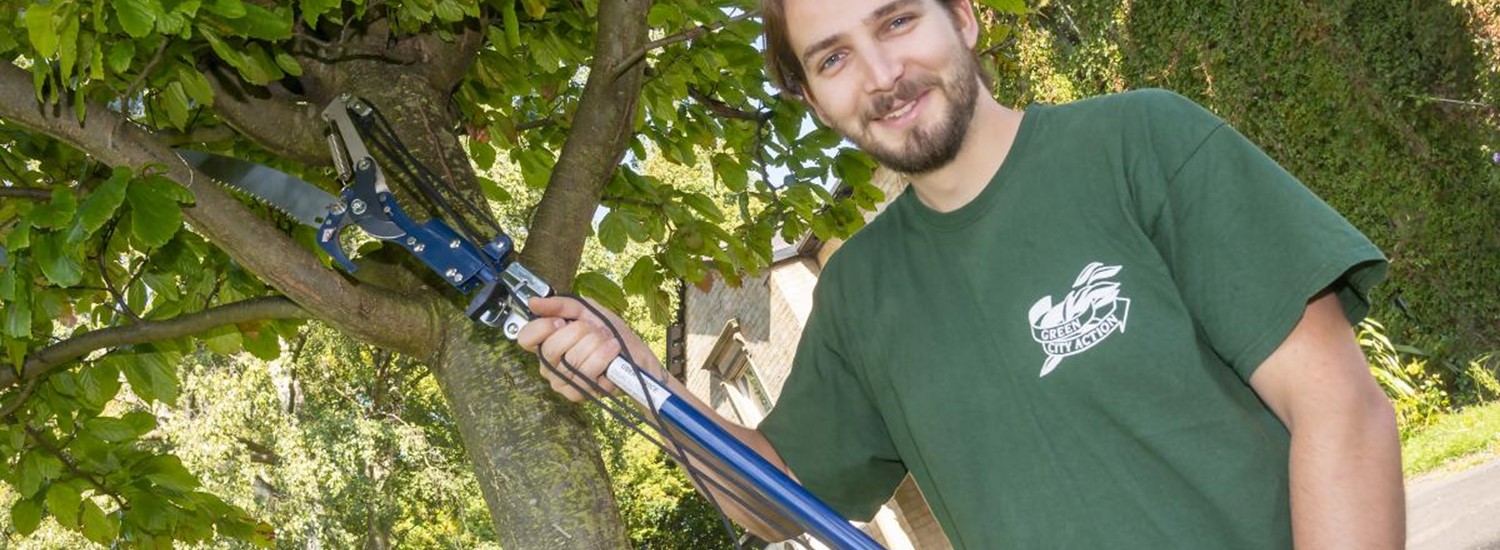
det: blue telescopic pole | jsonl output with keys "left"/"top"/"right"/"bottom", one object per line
{"left": 479, "top": 262, "right": 885, "bottom": 550}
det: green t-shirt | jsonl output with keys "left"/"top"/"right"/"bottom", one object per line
{"left": 758, "top": 89, "right": 1387, "bottom": 549}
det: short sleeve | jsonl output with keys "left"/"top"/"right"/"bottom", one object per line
{"left": 1137, "top": 102, "right": 1388, "bottom": 382}
{"left": 758, "top": 281, "right": 906, "bottom": 522}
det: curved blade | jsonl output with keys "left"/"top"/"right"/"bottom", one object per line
{"left": 176, "top": 150, "right": 341, "bottom": 228}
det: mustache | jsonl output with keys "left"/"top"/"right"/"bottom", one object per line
{"left": 867, "top": 75, "right": 942, "bottom": 119}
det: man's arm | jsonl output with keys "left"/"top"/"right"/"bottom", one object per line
{"left": 516, "top": 296, "right": 803, "bottom": 541}
{"left": 1248, "top": 291, "right": 1404, "bottom": 549}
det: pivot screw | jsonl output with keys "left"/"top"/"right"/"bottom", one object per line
{"left": 445, "top": 268, "right": 462, "bottom": 282}
{"left": 350, "top": 199, "right": 367, "bottom": 215}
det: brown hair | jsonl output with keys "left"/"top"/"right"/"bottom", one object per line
{"left": 760, "top": 0, "right": 972, "bottom": 99}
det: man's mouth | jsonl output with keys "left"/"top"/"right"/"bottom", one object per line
{"left": 874, "top": 90, "right": 928, "bottom": 124}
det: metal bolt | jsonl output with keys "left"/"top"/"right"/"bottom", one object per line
{"left": 405, "top": 237, "right": 417, "bottom": 246}
{"left": 445, "top": 268, "right": 461, "bottom": 281}
{"left": 350, "top": 199, "right": 367, "bottom": 215}
{"left": 449, "top": 239, "right": 461, "bottom": 249}
{"left": 330, "top": 202, "right": 347, "bottom": 215}
{"left": 357, "top": 158, "right": 372, "bottom": 169}
{"left": 413, "top": 243, "right": 425, "bottom": 252}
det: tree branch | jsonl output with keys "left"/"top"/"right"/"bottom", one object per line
{"left": 687, "top": 85, "right": 771, "bottom": 121}
{"left": 204, "top": 67, "right": 331, "bottom": 167}
{"left": 522, "top": 0, "right": 652, "bottom": 287}
{"left": 0, "top": 62, "right": 442, "bottom": 361}
{"left": 610, "top": 10, "right": 759, "bottom": 80}
{"left": 0, "top": 187, "right": 51, "bottom": 199}
{"left": 0, "top": 297, "right": 309, "bottom": 391}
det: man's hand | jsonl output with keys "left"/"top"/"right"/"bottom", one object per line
{"left": 516, "top": 296, "right": 655, "bottom": 402}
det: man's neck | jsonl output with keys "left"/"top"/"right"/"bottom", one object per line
{"left": 907, "top": 97, "right": 1025, "bottom": 213}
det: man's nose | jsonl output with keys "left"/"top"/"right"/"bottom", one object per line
{"left": 860, "top": 45, "right": 904, "bottom": 94}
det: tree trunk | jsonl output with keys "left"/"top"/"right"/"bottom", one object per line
{"left": 432, "top": 309, "right": 628, "bottom": 548}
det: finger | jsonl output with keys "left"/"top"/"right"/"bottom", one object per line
{"left": 561, "top": 329, "right": 609, "bottom": 377}
{"left": 578, "top": 339, "right": 623, "bottom": 395}
{"left": 549, "top": 376, "right": 585, "bottom": 402}
{"left": 527, "top": 296, "right": 592, "bottom": 321}
{"left": 537, "top": 320, "right": 596, "bottom": 367}
{"left": 516, "top": 318, "right": 567, "bottom": 352}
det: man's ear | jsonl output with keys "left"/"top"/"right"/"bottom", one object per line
{"left": 951, "top": 0, "right": 981, "bottom": 50}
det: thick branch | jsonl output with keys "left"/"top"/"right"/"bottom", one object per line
{"left": 522, "top": 0, "right": 652, "bottom": 287}
{"left": 0, "top": 297, "right": 309, "bottom": 391}
{"left": 0, "top": 187, "right": 52, "bottom": 199}
{"left": 204, "top": 69, "right": 330, "bottom": 167}
{"left": 0, "top": 62, "right": 442, "bottom": 361}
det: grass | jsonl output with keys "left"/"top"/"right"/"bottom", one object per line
{"left": 1402, "top": 400, "right": 1500, "bottom": 478}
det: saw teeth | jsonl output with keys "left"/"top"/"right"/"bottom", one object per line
{"left": 215, "top": 180, "right": 295, "bottom": 219}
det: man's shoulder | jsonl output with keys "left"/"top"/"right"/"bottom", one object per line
{"left": 1050, "top": 88, "right": 1218, "bottom": 120}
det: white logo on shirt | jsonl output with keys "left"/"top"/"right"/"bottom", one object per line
{"left": 1028, "top": 262, "right": 1131, "bottom": 377}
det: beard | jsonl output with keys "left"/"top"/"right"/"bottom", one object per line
{"left": 833, "top": 52, "right": 981, "bottom": 175}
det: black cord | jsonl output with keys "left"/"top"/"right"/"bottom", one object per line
{"left": 541, "top": 294, "right": 801, "bottom": 548}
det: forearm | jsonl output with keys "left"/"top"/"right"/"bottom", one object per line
{"left": 1286, "top": 396, "right": 1404, "bottom": 549}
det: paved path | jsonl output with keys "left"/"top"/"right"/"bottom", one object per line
{"left": 1409, "top": 456, "right": 1500, "bottom": 549}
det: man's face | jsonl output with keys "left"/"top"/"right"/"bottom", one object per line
{"left": 786, "top": 0, "right": 981, "bottom": 174}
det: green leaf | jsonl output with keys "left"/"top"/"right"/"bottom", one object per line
{"left": 33, "top": 231, "right": 84, "bottom": 287}
{"left": 25, "top": 2, "right": 59, "bottom": 58}
{"left": 106, "top": 41, "right": 135, "bottom": 73}
{"left": 200, "top": 324, "right": 243, "bottom": 355}
{"left": 140, "top": 455, "right": 199, "bottom": 492}
{"left": 713, "top": 153, "right": 747, "bottom": 193}
{"left": 3, "top": 286, "right": 29, "bottom": 337}
{"left": 176, "top": 65, "right": 215, "bottom": 106}
{"left": 80, "top": 499, "right": 119, "bottom": 544}
{"left": 227, "top": 3, "right": 293, "bottom": 40}
{"left": 119, "top": 351, "right": 179, "bottom": 405}
{"left": 46, "top": 482, "right": 83, "bottom": 529}
{"left": 161, "top": 82, "right": 191, "bottom": 129}
{"left": 79, "top": 363, "right": 123, "bottom": 408}
{"left": 10, "top": 500, "right": 42, "bottom": 536}
{"left": 122, "top": 410, "right": 157, "bottom": 435}
{"left": 70, "top": 168, "right": 130, "bottom": 243}
{"left": 470, "top": 140, "right": 496, "bottom": 170}
{"left": 58, "top": 15, "right": 80, "bottom": 81}
{"left": 273, "top": 49, "right": 302, "bottom": 76}
{"left": 7, "top": 220, "right": 32, "bottom": 251}
{"left": 85, "top": 417, "right": 139, "bottom": 443}
{"left": 623, "top": 256, "right": 662, "bottom": 296}
{"left": 299, "top": 0, "right": 340, "bottom": 26}
{"left": 126, "top": 177, "right": 184, "bottom": 247}
{"left": 243, "top": 322, "right": 280, "bottom": 360}
{"left": 573, "top": 271, "right": 628, "bottom": 313}
{"left": 205, "top": 0, "right": 246, "bottom": 18}
{"left": 597, "top": 210, "right": 630, "bottom": 253}
{"left": 113, "top": 0, "right": 160, "bottom": 38}
{"left": 26, "top": 187, "right": 77, "bottom": 229}
{"left": 681, "top": 192, "right": 725, "bottom": 223}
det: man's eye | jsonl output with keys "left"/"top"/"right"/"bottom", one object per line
{"left": 820, "top": 52, "right": 845, "bottom": 71}
{"left": 889, "top": 15, "right": 912, "bottom": 29}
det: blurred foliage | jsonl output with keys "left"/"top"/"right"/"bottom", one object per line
{"left": 984, "top": 0, "right": 1500, "bottom": 406}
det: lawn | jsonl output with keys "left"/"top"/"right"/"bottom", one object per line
{"left": 1403, "top": 401, "right": 1500, "bottom": 478}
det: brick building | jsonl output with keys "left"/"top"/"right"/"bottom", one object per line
{"left": 669, "top": 170, "right": 953, "bottom": 549}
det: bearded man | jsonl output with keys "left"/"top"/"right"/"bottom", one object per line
{"left": 519, "top": 0, "right": 1405, "bottom": 547}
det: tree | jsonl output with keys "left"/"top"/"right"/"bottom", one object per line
{"left": 0, "top": 0, "right": 1025, "bottom": 547}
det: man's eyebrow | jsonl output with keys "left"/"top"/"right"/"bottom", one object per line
{"left": 799, "top": 0, "right": 924, "bottom": 68}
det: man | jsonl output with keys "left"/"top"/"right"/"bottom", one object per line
{"left": 519, "top": 0, "right": 1405, "bottom": 546}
